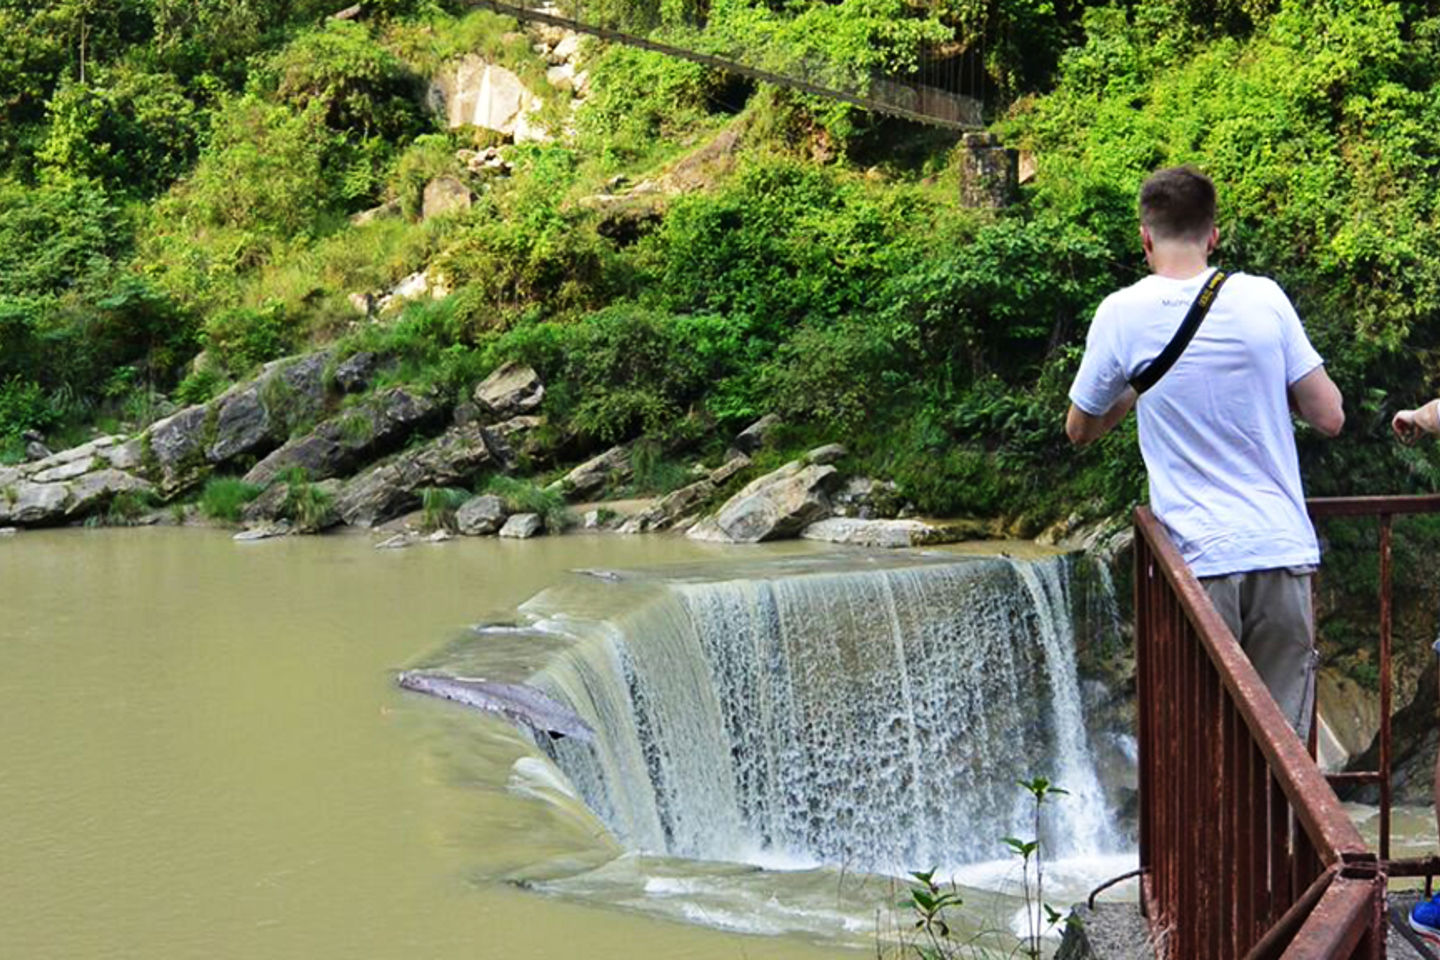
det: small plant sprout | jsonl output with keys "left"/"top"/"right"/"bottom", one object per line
{"left": 907, "top": 869, "right": 964, "bottom": 957}
{"left": 1005, "top": 776, "right": 1070, "bottom": 959}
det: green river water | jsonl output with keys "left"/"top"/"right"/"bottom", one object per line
{"left": 0, "top": 527, "right": 846, "bottom": 960}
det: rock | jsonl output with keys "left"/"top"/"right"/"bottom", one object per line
{"left": 732, "top": 414, "right": 781, "bottom": 455}
{"left": 335, "top": 422, "right": 500, "bottom": 527}
{"left": 433, "top": 55, "right": 545, "bottom": 139}
{"left": 799, "top": 517, "right": 975, "bottom": 549}
{"left": 7, "top": 482, "right": 70, "bottom": 524}
{"left": 545, "top": 63, "right": 576, "bottom": 90}
{"left": 499, "top": 512, "right": 543, "bottom": 538}
{"left": 375, "top": 533, "right": 414, "bottom": 550}
{"left": 348, "top": 292, "right": 375, "bottom": 316}
{"left": 452, "top": 401, "right": 482, "bottom": 426}
{"left": 104, "top": 438, "right": 144, "bottom": 471}
{"left": 233, "top": 522, "right": 291, "bottom": 542}
{"left": 804, "top": 443, "right": 847, "bottom": 465}
{"left": 456, "top": 494, "right": 508, "bottom": 536}
{"left": 709, "top": 454, "right": 751, "bottom": 486}
{"left": 687, "top": 461, "right": 838, "bottom": 543}
{"left": 551, "top": 33, "right": 582, "bottom": 63}
{"left": 332, "top": 352, "right": 379, "bottom": 392}
{"left": 349, "top": 199, "right": 401, "bottom": 227}
{"left": 427, "top": 529, "right": 454, "bottom": 543}
{"left": 32, "top": 456, "right": 96, "bottom": 483}
{"left": 582, "top": 509, "right": 601, "bottom": 529}
{"left": 65, "top": 470, "right": 154, "bottom": 518}
{"left": 422, "top": 176, "right": 473, "bottom": 220}
{"left": 239, "top": 483, "right": 288, "bottom": 526}
{"left": 145, "top": 405, "right": 210, "bottom": 491}
{"left": 558, "top": 445, "right": 630, "bottom": 501}
{"left": 243, "top": 387, "right": 444, "bottom": 487}
{"left": 474, "top": 362, "right": 544, "bottom": 419}
{"left": 0, "top": 527, "right": 16, "bottom": 537}
{"left": 25, "top": 440, "right": 52, "bottom": 461}
{"left": 655, "top": 479, "right": 713, "bottom": 524}
{"left": 831, "top": 476, "right": 903, "bottom": 519}
{"left": 206, "top": 383, "right": 269, "bottom": 463}
{"left": 482, "top": 415, "right": 545, "bottom": 468}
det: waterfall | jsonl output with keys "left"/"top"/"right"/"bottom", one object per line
{"left": 521, "top": 553, "right": 1122, "bottom": 872}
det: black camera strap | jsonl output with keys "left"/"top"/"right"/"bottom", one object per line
{"left": 1129, "top": 268, "right": 1229, "bottom": 394}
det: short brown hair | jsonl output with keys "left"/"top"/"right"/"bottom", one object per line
{"left": 1139, "top": 166, "right": 1216, "bottom": 242}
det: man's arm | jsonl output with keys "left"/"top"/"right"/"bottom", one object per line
{"left": 1066, "top": 388, "right": 1137, "bottom": 447}
{"left": 1288, "top": 366, "right": 1344, "bottom": 437}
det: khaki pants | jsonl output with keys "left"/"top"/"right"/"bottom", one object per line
{"left": 1200, "top": 567, "right": 1318, "bottom": 742}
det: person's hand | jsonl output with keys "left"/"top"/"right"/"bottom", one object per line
{"left": 1393, "top": 409, "right": 1423, "bottom": 445}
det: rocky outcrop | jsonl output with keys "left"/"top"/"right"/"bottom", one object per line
{"left": 617, "top": 479, "right": 714, "bottom": 534}
{"left": 335, "top": 418, "right": 535, "bottom": 527}
{"left": 687, "top": 459, "right": 839, "bottom": 543}
{"left": 555, "top": 445, "right": 629, "bottom": 501}
{"left": 0, "top": 436, "right": 156, "bottom": 527}
{"left": 243, "top": 387, "right": 444, "bottom": 487}
{"left": 456, "top": 494, "right": 509, "bottom": 536}
{"left": 431, "top": 56, "right": 547, "bottom": 142}
{"left": 474, "top": 362, "right": 544, "bottom": 419}
{"left": 146, "top": 352, "right": 333, "bottom": 493}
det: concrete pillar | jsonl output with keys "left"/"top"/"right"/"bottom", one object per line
{"left": 959, "top": 132, "right": 1019, "bottom": 209}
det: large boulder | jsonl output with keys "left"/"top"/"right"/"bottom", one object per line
{"left": 474, "top": 362, "right": 544, "bottom": 419}
{"left": 422, "top": 176, "right": 473, "bottom": 220}
{"left": 456, "top": 494, "right": 508, "bottom": 536}
{"left": 432, "top": 56, "right": 546, "bottom": 140}
{"left": 4, "top": 481, "right": 70, "bottom": 525}
{"left": 243, "top": 387, "right": 444, "bottom": 487}
{"left": 65, "top": 470, "right": 154, "bottom": 519}
{"left": 732, "top": 414, "right": 781, "bottom": 455}
{"left": 686, "top": 461, "right": 838, "bottom": 543}
{"left": 499, "top": 512, "right": 543, "bottom": 539}
{"left": 617, "top": 479, "right": 714, "bottom": 534}
{"left": 556, "top": 445, "right": 630, "bottom": 501}
{"left": 146, "top": 405, "right": 211, "bottom": 493}
{"left": 334, "top": 419, "right": 533, "bottom": 527}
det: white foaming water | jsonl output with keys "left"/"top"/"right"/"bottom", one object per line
{"left": 525, "top": 553, "right": 1125, "bottom": 873}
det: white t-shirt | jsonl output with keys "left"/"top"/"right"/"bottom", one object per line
{"left": 1069, "top": 268, "right": 1324, "bottom": 577}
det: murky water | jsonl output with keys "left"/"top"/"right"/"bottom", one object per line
{"left": 0, "top": 527, "right": 856, "bottom": 960}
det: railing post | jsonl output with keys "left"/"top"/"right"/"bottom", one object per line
{"left": 1379, "top": 514, "right": 1392, "bottom": 863}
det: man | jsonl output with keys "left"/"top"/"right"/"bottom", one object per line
{"left": 1065, "top": 165, "right": 1344, "bottom": 740}
{"left": 1392, "top": 399, "right": 1440, "bottom": 949}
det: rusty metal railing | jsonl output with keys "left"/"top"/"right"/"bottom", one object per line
{"left": 1134, "top": 506, "right": 1383, "bottom": 958}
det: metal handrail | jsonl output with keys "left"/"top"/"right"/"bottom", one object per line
{"left": 1135, "top": 506, "right": 1383, "bottom": 958}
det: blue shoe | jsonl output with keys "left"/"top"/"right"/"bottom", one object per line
{"left": 1411, "top": 894, "right": 1440, "bottom": 946}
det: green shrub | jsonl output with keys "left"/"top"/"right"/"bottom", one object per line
{"left": 278, "top": 467, "right": 335, "bottom": 532}
{"left": 419, "top": 485, "right": 470, "bottom": 531}
{"left": 38, "top": 66, "right": 204, "bottom": 197}
{"left": 0, "top": 375, "right": 52, "bottom": 442}
{"left": 199, "top": 477, "right": 264, "bottom": 523}
{"left": 485, "top": 474, "right": 570, "bottom": 530}
{"left": 202, "top": 302, "right": 300, "bottom": 377}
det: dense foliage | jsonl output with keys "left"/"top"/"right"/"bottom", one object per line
{"left": 5, "top": 0, "right": 1440, "bottom": 554}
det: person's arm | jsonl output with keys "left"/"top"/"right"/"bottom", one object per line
{"left": 1393, "top": 398, "right": 1440, "bottom": 444}
{"left": 1066, "top": 388, "right": 1137, "bottom": 447}
{"left": 1288, "top": 366, "right": 1344, "bottom": 437}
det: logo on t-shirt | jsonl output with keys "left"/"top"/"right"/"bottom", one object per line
{"left": 1161, "top": 298, "right": 1189, "bottom": 308}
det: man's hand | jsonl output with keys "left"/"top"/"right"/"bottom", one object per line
{"left": 1066, "top": 388, "right": 1137, "bottom": 447}
{"left": 1393, "top": 400, "right": 1440, "bottom": 445}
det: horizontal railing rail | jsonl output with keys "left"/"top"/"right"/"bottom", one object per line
{"left": 1135, "top": 506, "right": 1382, "bottom": 958}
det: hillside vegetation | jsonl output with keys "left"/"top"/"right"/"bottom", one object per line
{"left": 5, "top": 0, "right": 1440, "bottom": 544}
